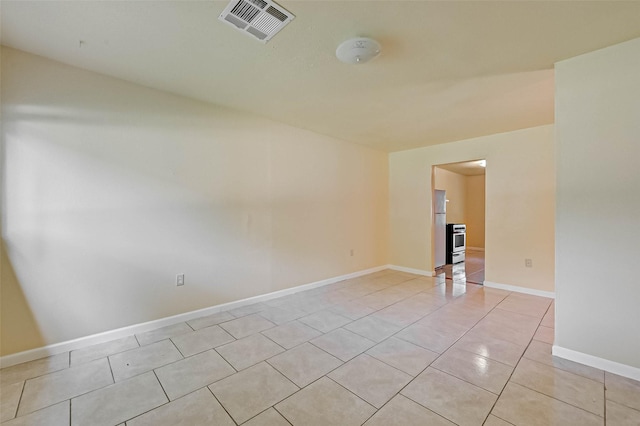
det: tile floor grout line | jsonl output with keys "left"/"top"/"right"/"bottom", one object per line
{"left": 271, "top": 405, "right": 294, "bottom": 426}
{"left": 508, "top": 378, "right": 606, "bottom": 419}
{"left": 476, "top": 299, "right": 542, "bottom": 424}
{"left": 9, "top": 379, "right": 27, "bottom": 422}
{"left": 106, "top": 355, "right": 116, "bottom": 384}
{"left": 292, "top": 282, "right": 507, "bottom": 423}
{"left": 324, "top": 375, "right": 378, "bottom": 411}
{"left": 151, "top": 370, "right": 171, "bottom": 404}
{"left": 213, "top": 347, "right": 239, "bottom": 374}
{"left": 206, "top": 387, "right": 239, "bottom": 426}
{"left": 4, "top": 269, "right": 635, "bottom": 425}
{"left": 378, "top": 292, "right": 514, "bottom": 423}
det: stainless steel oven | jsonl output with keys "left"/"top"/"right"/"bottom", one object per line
{"left": 446, "top": 223, "right": 466, "bottom": 264}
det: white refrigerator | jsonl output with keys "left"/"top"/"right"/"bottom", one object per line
{"left": 434, "top": 189, "right": 446, "bottom": 268}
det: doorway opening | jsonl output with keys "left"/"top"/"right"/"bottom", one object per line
{"left": 432, "top": 159, "right": 486, "bottom": 285}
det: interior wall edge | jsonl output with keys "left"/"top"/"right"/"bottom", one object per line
{"left": 483, "top": 280, "right": 555, "bottom": 299}
{"left": 0, "top": 263, "right": 389, "bottom": 367}
{"left": 552, "top": 345, "right": 640, "bottom": 382}
{"left": 388, "top": 265, "right": 434, "bottom": 277}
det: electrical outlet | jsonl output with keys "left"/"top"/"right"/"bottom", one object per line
{"left": 350, "top": 249, "right": 354, "bottom": 257}
{"left": 525, "top": 259, "right": 533, "bottom": 268}
{"left": 176, "top": 274, "right": 185, "bottom": 286}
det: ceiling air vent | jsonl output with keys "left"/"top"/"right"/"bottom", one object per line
{"left": 219, "top": 0, "right": 295, "bottom": 43}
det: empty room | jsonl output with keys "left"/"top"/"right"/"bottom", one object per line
{"left": 1, "top": 1, "right": 639, "bottom": 425}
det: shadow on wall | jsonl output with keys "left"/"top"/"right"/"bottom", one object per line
{"left": 1, "top": 48, "right": 388, "bottom": 356}
{"left": 1, "top": 240, "right": 45, "bottom": 356}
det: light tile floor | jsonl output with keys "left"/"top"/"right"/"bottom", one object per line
{"left": 2, "top": 269, "right": 640, "bottom": 425}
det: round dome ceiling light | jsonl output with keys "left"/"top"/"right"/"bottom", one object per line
{"left": 336, "top": 37, "right": 381, "bottom": 64}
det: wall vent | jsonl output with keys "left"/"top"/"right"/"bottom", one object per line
{"left": 219, "top": 0, "right": 294, "bottom": 43}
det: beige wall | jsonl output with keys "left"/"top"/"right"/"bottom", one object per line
{"left": 465, "top": 175, "right": 486, "bottom": 249}
{"left": 434, "top": 168, "right": 466, "bottom": 223}
{"left": 434, "top": 168, "right": 485, "bottom": 249}
{"left": 0, "top": 48, "right": 389, "bottom": 356}
{"left": 555, "top": 37, "right": 640, "bottom": 369}
{"left": 390, "top": 125, "right": 555, "bottom": 292}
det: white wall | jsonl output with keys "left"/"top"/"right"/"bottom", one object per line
{"left": 0, "top": 48, "right": 389, "bottom": 355}
{"left": 390, "top": 125, "right": 555, "bottom": 292}
{"left": 555, "top": 37, "right": 640, "bottom": 371}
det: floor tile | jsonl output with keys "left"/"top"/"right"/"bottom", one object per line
{"left": 70, "top": 336, "right": 139, "bottom": 366}
{"left": 170, "top": 325, "right": 235, "bottom": 357}
{"left": 343, "top": 316, "right": 401, "bottom": 343}
{"left": 540, "top": 303, "right": 554, "bottom": 328}
{"left": 209, "top": 362, "right": 298, "bottom": 424}
{"left": 605, "top": 372, "right": 640, "bottom": 411}
{"left": 215, "top": 333, "right": 284, "bottom": 370}
{"left": 2, "top": 400, "right": 69, "bottom": 426}
{"left": 366, "top": 337, "right": 438, "bottom": 376}
{"left": 425, "top": 282, "right": 468, "bottom": 301}
{"left": 371, "top": 303, "right": 430, "bottom": 327}
{"left": 606, "top": 400, "right": 640, "bottom": 426}
{"left": 18, "top": 358, "right": 113, "bottom": 416}
{"left": 496, "top": 294, "right": 551, "bottom": 318}
{"left": 357, "top": 290, "right": 406, "bottom": 310}
{"left": 363, "top": 394, "right": 455, "bottom": 426}
{"left": 126, "top": 387, "right": 234, "bottom": 426}
{"left": 511, "top": 358, "right": 604, "bottom": 416}
{"left": 109, "top": 340, "right": 182, "bottom": 382}
{"left": 155, "top": 349, "right": 235, "bottom": 400}
{"left": 371, "top": 307, "right": 424, "bottom": 328}
{"left": 401, "top": 367, "right": 497, "bottom": 426}
{"left": 258, "top": 306, "right": 306, "bottom": 325}
{"left": 432, "top": 347, "right": 513, "bottom": 394}
{"left": 484, "top": 415, "right": 514, "bottom": 426}
{"left": 492, "top": 382, "right": 603, "bottom": 426}
{"left": 71, "top": 371, "right": 167, "bottom": 426}
{"left": 186, "top": 311, "right": 235, "bottom": 330}
{"left": 425, "top": 305, "right": 487, "bottom": 329}
{"left": 395, "top": 322, "right": 465, "bottom": 354}
{"left": 533, "top": 325, "right": 554, "bottom": 344}
{"left": 452, "top": 330, "right": 526, "bottom": 367}
{"left": 267, "top": 343, "right": 342, "bottom": 387}
{"left": 298, "top": 310, "right": 352, "bottom": 333}
{"left": 475, "top": 308, "right": 540, "bottom": 344}
{"left": 218, "top": 313, "right": 276, "bottom": 339}
{"left": 228, "top": 302, "right": 268, "bottom": 318}
{"left": 310, "top": 328, "right": 376, "bottom": 362}
{"left": 243, "top": 408, "right": 291, "bottom": 426}
{"left": 135, "top": 323, "right": 193, "bottom": 346}
{"left": 0, "top": 353, "right": 69, "bottom": 387}
{"left": 0, "top": 381, "right": 24, "bottom": 422}
{"left": 522, "top": 340, "right": 604, "bottom": 383}
{"left": 276, "top": 376, "right": 375, "bottom": 426}
{"left": 261, "top": 321, "right": 322, "bottom": 349}
{"left": 328, "top": 300, "right": 375, "bottom": 320}
{"left": 329, "top": 354, "right": 412, "bottom": 408}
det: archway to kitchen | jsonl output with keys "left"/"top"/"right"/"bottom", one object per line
{"left": 431, "top": 159, "right": 486, "bottom": 286}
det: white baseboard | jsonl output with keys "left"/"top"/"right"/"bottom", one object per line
{"left": 0, "top": 264, "right": 388, "bottom": 368}
{"left": 553, "top": 345, "right": 640, "bottom": 382}
{"left": 483, "top": 280, "right": 555, "bottom": 299}
{"left": 466, "top": 247, "right": 485, "bottom": 252}
{"left": 388, "top": 265, "right": 434, "bottom": 277}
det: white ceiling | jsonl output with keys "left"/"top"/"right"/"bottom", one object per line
{"left": 2, "top": 1, "right": 640, "bottom": 152}
{"left": 437, "top": 160, "right": 486, "bottom": 177}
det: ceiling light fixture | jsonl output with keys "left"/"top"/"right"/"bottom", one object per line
{"left": 336, "top": 37, "right": 381, "bottom": 64}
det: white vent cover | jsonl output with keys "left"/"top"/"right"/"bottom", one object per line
{"left": 219, "top": 0, "right": 294, "bottom": 43}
